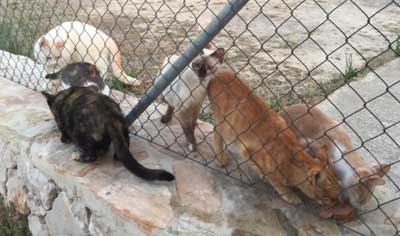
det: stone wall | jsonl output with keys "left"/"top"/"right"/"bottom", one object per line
{"left": 1, "top": 50, "right": 399, "bottom": 236}
{"left": 0, "top": 50, "right": 347, "bottom": 236}
{"left": 0, "top": 77, "right": 340, "bottom": 236}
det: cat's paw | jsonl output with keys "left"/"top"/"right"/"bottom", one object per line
{"left": 216, "top": 155, "right": 229, "bottom": 168}
{"left": 160, "top": 115, "right": 172, "bottom": 124}
{"left": 281, "top": 192, "right": 303, "bottom": 205}
{"left": 72, "top": 151, "right": 81, "bottom": 161}
{"left": 188, "top": 143, "right": 197, "bottom": 152}
{"left": 113, "top": 153, "right": 120, "bottom": 161}
{"left": 61, "top": 135, "right": 71, "bottom": 144}
{"left": 72, "top": 152, "right": 97, "bottom": 163}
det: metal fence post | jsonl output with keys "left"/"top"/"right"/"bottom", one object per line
{"left": 125, "top": 0, "right": 249, "bottom": 125}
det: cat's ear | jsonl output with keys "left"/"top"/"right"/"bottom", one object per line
{"left": 39, "top": 37, "right": 49, "bottom": 48}
{"left": 88, "top": 65, "right": 98, "bottom": 77}
{"left": 55, "top": 39, "right": 65, "bottom": 48}
{"left": 316, "top": 144, "right": 330, "bottom": 165}
{"left": 372, "top": 163, "right": 390, "bottom": 177}
{"left": 41, "top": 91, "right": 55, "bottom": 106}
{"left": 211, "top": 48, "right": 225, "bottom": 63}
{"left": 357, "top": 166, "right": 389, "bottom": 189}
{"left": 363, "top": 175, "right": 385, "bottom": 188}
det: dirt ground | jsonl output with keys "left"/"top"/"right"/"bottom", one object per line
{"left": 1, "top": 2, "right": 400, "bottom": 234}
{"left": 3, "top": 0, "right": 400, "bottom": 102}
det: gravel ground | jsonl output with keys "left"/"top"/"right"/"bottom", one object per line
{"left": 2, "top": 0, "right": 399, "bottom": 101}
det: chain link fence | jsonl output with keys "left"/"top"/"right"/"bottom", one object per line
{"left": 0, "top": 0, "right": 400, "bottom": 235}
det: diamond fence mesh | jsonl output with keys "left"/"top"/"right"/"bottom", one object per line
{"left": 1, "top": 0, "right": 400, "bottom": 235}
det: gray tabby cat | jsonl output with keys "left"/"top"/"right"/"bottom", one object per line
{"left": 45, "top": 62, "right": 111, "bottom": 95}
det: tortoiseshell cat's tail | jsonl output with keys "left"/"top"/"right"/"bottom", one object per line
{"left": 107, "top": 124, "right": 175, "bottom": 181}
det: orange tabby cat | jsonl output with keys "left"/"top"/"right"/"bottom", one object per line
{"left": 279, "top": 104, "right": 390, "bottom": 207}
{"left": 190, "top": 54, "right": 341, "bottom": 205}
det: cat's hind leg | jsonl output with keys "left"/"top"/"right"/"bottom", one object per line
{"left": 113, "top": 126, "right": 130, "bottom": 161}
{"left": 60, "top": 130, "right": 72, "bottom": 144}
{"left": 246, "top": 149, "right": 302, "bottom": 204}
{"left": 262, "top": 165, "right": 302, "bottom": 204}
{"left": 160, "top": 105, "right": 174, "bottom": 124}
{"left": 267, "top": 176, "right": 303, "bottom": 205}
{"left": 182, "top": 121, "right": 197, "bottom": 151}
{"left": 213, "top": 131, "right": 229, "bottom": 167}
{"left": 176, "top": 110, "right": 197, "bottom": 151}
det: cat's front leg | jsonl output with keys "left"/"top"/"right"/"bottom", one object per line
{"left": 182, "top": 121, "right": 197, "bottom": 152}
{"left": 55, "top": 118, "right": 71, "bottom": 144}
{"left": 72, "top": 152, "right": 97, "bottom": 163}
{"left": 160, "top": 105, "right": 174, "bottom": 124}
{"left": 266, "top": 172, "right": 303, "bottom": 205}
{"left": 214, "top": 131, "right": 229, "bottom": 167}
{"left": 60, "top": 130, "right": 72, "bottom": 144}
{"left": 74, "top": 134, "right": 98, "bottom": 162}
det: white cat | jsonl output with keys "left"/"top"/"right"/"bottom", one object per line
{"left": 156, "top": 45, "right": 225, "bottom": 151}
{"left": 33, "top": 21, "right": 141, "bottom": 86}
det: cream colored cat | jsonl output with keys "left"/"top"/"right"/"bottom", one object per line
{"left": 279, "top": 104, "right": 390, "bottom": 208}
{"left": 157, "top": 45, "right": 224, "bottom": 151}
{"left": 33, "top": 21, "right": 141, "bottom": 86}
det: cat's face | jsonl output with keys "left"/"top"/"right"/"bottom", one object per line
{"left": 191, "top": 48, "right": 225, "bottom": 80}
{"left": 296, "top": 146, "right": 343, "bottom": 205}
{"left": 34, "top": 37, "right": 69, "bottom": 74}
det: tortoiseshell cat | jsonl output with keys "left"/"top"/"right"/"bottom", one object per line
{"left": 42, "top": 87, "right": 175, "bottom": 181}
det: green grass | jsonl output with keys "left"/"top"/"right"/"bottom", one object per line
{"left": 344, "top": 53, "right": 358, "bottom": 81}
{"left": 199, "top": 108, "right": 214, "bottom": 123}
{"left": 0, "top": 196, "right": 31, "bottom": 236}
{"left": 395, "top": 35, "right": 400, "bottom": 56}
{"left": 265, "top": 74, "right": 349, "bottom": 112}
{"left": 0, "top": 18, "right": 37, "bottom": 56}
{"left": 267, "top": 95, "right": 298, "bottom": 111}
{"left": 109, "top": 69, "right": 144, "bottom": 95}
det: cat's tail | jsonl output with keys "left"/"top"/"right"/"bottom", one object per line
{"left": 107, "top": 123, "right": 175, "bottom": 181}
{"left": 107, "top": 39, "right": 142, "bottom": 86}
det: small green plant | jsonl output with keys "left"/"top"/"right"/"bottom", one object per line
{"left": 344, "top": 53, "right": 358, "bottom": 81}
{"left": 267, "top": 96, "right": 284, "bottom": 111}
{"left": 109, "top": 69, "right": 144, "bottom": 95}
{"left": 0, "top": 19, "right": 36, "bottom": 56}
{"left": 199, "top": 109, "right": 214, "bottom": 123}
{"left": 267, "top": 95, "right": 298, "bottom": 111}
{"left": 395, "top": 35, "right": 400, "bottom": 56}
{"left": 125, "top": 69, "right": 140, "bottom": 78}
{"left": 0, "top": 196, "right": 32, "bottom": 236}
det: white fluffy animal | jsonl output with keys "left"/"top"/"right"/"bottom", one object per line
{"left": 33, "top": 21, "right": 141, "bottom": 86}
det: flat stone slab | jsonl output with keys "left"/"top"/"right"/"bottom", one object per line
{"left": 2, "top": 48, "right": 399, "bottom": 235}
{"left": 318, "top": 58, "right": 400, "bottom": 235}
{"left": 0, "top": 67, "right": 343, "bottom": 236}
